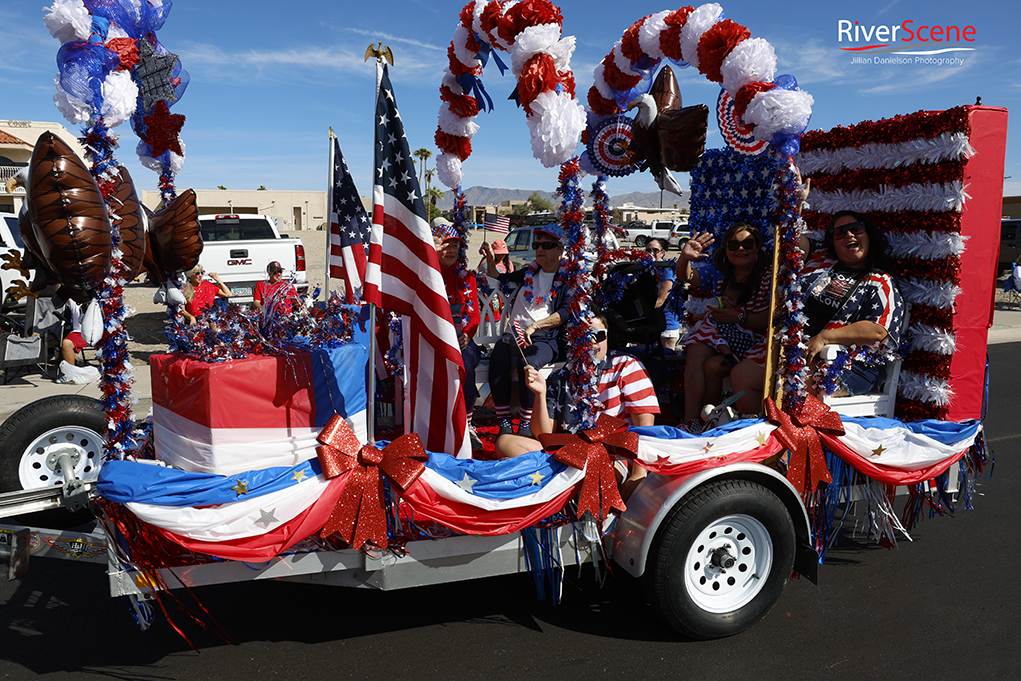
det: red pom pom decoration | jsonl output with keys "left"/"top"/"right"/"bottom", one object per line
{"left": 696, "top": 19, "right": 750, "bottom": 83}
{"left": 734, "top": 81, "right": 775, "bottom": 120}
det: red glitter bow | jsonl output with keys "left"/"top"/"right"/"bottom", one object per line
{"left": 315, "top": 414, "right": 427, "bottom": 550}
{"left": 765, "top": 394, "right": 843, "bottom": 499}
{"left": 538, "top": 414, "right": 640, "bottom": 521}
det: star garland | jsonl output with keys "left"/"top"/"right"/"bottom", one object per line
{"left": 450, "top": 187, "right": 476, "bottom": 331}
{"left": 556, "top": 158, "right": 600, "bottom": 430}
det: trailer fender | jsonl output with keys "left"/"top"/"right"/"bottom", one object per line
{"left": 610, "top": 463, "right": 817, "bottom": 583}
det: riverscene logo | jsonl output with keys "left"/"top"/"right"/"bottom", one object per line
{"left": 838, "top": 20, "right": 976, "bottom": 65}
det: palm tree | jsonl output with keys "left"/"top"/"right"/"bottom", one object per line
{"left": 426, "top": 185, "right": 444, "bottom": 209}
{"left": 413, "top": 148, "right": 432, "bottom": 188}
{"left": 424, "top": 167, "right": 436, "bottom": 197}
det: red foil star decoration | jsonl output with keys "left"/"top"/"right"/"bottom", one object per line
{"left": 141, "top": 100, "right": 185, "bottom": 158}
{"left": 765, "top": 394, "right": 844, "bottom": 500}
{"left": 538, "top": 414, "right": 640, "bottom": 521}
{"left": 315, "top": 414, "right": 427, "bottom": 550}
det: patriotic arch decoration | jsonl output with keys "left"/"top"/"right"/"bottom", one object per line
{"left": 583, "top": 3, "right": 813, "bottom": 169}
{"left": 435, "top": 0, "right": 587, "bottom": 189}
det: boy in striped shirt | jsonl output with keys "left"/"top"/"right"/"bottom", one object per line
{"left": 496, "top": 312, "right": 659, "bottom": 497}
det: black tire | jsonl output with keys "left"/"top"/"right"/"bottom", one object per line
{"left": 634, "top": 235, "right": 648, "bottom": 247}
{"left": 0, "top": 396, "right": 106, "bottom": 526}
{"left": 645, "top": 479, "right": 796, "bottom": 639}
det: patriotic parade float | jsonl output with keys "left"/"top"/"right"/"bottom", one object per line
{"left": 0, "top": 0, "right": 1006, "bottom": 643}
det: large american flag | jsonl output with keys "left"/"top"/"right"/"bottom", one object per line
{"left": 363, "top": 65, "right": 468, "bottom": 458}
{"left": 328, "top": 137, "right": 370, "bottom": 302}
{"left": 484, "top": 212, "right": 510, "bottom": 234}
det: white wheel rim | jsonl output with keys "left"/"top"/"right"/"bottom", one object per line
{"left": 18, "top": 425, "right": 105, "bottom": 490}
{"left": 683, "top": 514, "right": 773, "bottom": 614}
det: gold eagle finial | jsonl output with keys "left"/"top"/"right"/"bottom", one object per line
{"left": 364, "top": 42, "right": 394, "bottom": 66}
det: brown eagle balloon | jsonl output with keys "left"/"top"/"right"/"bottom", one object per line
{"left": 143, "top": 188, "right": 202, "bottom": 283}
{"left": 25, "top": 131, "right": 112, "bottom": 304}
{"left": 627, "top": 66, "right": 709, "bottom": 190}
{"left": 110, "top": 166, "right": 147, "bottom": 282}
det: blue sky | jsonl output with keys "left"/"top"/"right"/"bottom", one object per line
{"left": 2, "top": 0, "right": 1018, "bottom": 199}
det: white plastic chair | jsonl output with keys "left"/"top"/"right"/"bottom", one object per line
{"left": 820, "top": 310, "right": 909, "bottom": 418}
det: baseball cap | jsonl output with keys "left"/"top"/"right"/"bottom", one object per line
{"left": 431, "top": 218, "right": 461, "bottom": 242}
{"left": 533, "top": 223, "right": 565, "bottom": 243}
{"left": 492, "top": 239, "right": 509, "bottom": 254}
{"left": 267, "top": 260, "right": 283, "bottom": 275}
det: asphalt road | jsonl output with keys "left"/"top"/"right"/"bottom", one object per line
{"left": 0, "top": 344, "right": 1016, "bottom": 680}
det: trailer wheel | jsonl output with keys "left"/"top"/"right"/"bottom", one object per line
{"left": 0, "top": 396, "right": 107, "bottom": 522}
{"left": 646, "top": 479, "right": 795, "bottom": 639}
{"left": 634, "top": 235, "right": 649, "bottom": 247}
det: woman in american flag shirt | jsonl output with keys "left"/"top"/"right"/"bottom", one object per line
{"left": 799, "top": 210, "right": 904, "bottom": 396}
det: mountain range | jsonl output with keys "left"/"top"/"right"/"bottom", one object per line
{"left": 434, "top": 186, "right": 690, "bottom": 211}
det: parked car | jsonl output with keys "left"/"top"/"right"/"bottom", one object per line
{"left": 502, "top": 225, "right": 622, "bottom": 270}
{"left": 197, "top": 214, "right": 308, "bottom": 304}
{"left": 626, "top": 219, "right": 690, "bottom": 249}
{"left": 1000, "top": 218, "right": 1021, "bottom": 273}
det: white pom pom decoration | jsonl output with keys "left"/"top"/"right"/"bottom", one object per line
{"left": 436, "top": 153, "right": 463, "bottom": 190}
{"left": 101, "top": 71, "right": 139, "bottom": 127}
{"left": 44, "top": 0, "right": 91, "bottom": 44}
{"left": 526, "top": 90, "right": 586, "bottom": 168}
{"left": 744, "top": 88, "right": 815, "bottom": 141}
{"left": 719, "top": 37, "right": 776, "bottom": 96}
{"left": 52, "top": 78, "right": 91, "bottom": 124}
{"left": 679, "top": 3, "right": 724, "bottom": 71}
{"left": 638, "top": 11, "right": 672, "bottom": 61}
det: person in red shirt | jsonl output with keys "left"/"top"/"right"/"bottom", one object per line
{"left": 182, "top": 264, "right": 232, "bottom": 324}
{"left": 432, "top": 217, "right": 482, "bottom": 451}
{"left": 253, "top": 260, "right": 299, "bottom": 313}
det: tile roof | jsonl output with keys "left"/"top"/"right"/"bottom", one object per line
{"left": 0, "top": 130, "right": 31, "bottom": 146}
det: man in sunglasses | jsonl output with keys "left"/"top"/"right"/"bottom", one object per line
{"left": 481, "top": 224, "right": 569, "bottom": 435}
{"left": 495, "top": 311, "right": 658, "bottom": 499}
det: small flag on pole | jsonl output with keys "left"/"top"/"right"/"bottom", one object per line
{"left": 484, "top": 213, "right": 510, "bottom": 234}
{"left": 512, "top": 320, "right": 528, "bottom": 349}
{"left": 328, "top": 137, "right": 370, "bottom": 302}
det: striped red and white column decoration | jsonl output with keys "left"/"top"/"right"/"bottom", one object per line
{"left": 797, "top": 107, "right": 976, "bottom": 420}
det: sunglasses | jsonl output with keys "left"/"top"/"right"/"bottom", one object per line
{"left": 591, "top": 329, "right": 608, "bottom": 343}
{"left": 645, "top": 247, "right": 663, "bottom": 253}
{"left": 727, "top": 238, "right": 756, "bottom": 252}
{"left": 832, "top": 221, "right": 867, "bottom": 239}
{"left": 532, "top": 241, "right": 560, "bottom": 251}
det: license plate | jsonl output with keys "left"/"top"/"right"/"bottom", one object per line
{"left": 233, "top": 286, "right": 253, "bottom": 297}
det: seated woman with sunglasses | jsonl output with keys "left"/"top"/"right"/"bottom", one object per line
{"left": 495, "top": 312, "right": 659, "bottom": 498}
{"left": 182, "top": 264, "right": 232, "bottom": 324}
{"left": 481, "top": 224, "right": 570, "bottom": 436}
{"left": 676, "top": 222, "right": 772, "bottom": 432}
{"left": 797, "top": 210, "right": 904, "bottom": 396}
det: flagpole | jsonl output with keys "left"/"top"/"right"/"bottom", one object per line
{"left": 364, "top": 46, "right": 390, "bottom": 445}
{"left": 325, "top": 127, "right": 335, "bottom": 300}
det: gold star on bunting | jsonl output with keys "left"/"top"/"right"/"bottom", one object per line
{"left": 292, "top": 470, "right": 308, "bottom": 483}
{"left": 529, "top": 471, "right": 545, "bottom": 486}
{"left": 703, "top": 441, "right": 714, "bottom": 455}
{"left": 755, "top": 431, "right": 768, "bottom": 446}
{"left": 871, "top": 444, "right": 887, "bottom": 458}
{"left": 231, "top": 480, "right": 249, "bottom": 496}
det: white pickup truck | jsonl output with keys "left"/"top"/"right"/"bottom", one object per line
{"left": 197, "top": 214, "right": 308, "bottom": 304}
{"left": 625, "top": 219, "right": 690, "bottom": 250}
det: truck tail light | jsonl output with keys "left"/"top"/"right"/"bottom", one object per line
{"left": 295, "top": 244, "right": 306, "bottom": 271}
